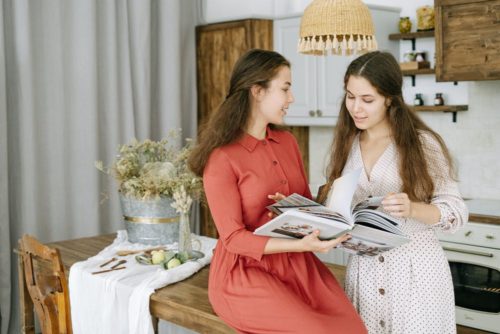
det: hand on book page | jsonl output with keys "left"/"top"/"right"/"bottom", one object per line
{"left": 266, "top": 193, "right": 321, "bottom": 216}
{"left": 267, "top": 192, "right": 287, "bottom": 218}
{"left": 300, "top": 230, "right": 352, "bottom": 253}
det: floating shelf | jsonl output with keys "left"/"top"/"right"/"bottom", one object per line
{"left": 402, "top": 68, "right": 435, "bottom": 86}
{"left": 389, "top": 31, "right": 435, "bottom": 41}
{"left": 402, "top": 68, "right": 435, "bottom": 76}
{"left": 412, "top": 105, "right": 468, "bottom": 122}
{"left": 413, "top": 105, "right": 468, "bottom": 112}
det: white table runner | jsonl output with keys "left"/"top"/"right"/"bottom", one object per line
{"left": 68, "top": 230, "right": 217, "bottom": 334}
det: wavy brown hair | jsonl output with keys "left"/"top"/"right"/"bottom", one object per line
{"left": 188, "top": 49, "right": 291, "bottom": 176}
{"left": 317, "top": 51, "right": 455, "bottom": 204}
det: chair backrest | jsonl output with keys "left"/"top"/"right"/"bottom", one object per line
{"left": 18, "top": 234, "right": 72, "bottom": 334}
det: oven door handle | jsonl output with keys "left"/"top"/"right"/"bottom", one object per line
{"left": 442, "top": 246, "right": 494, "bottom": 257}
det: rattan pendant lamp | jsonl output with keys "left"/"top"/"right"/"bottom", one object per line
{"left": 298, "top": 0, "right": 378, "bottom": 56}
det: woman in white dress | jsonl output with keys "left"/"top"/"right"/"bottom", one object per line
{"left": 316, "top": 51, "right": 468, "bottom": 334}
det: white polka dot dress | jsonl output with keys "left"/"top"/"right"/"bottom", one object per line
{"left": 343, "top": 132, "right": 468, "bottom": 334}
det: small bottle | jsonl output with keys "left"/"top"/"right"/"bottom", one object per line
{"left": 399, "top": 17, "right": 412, "bottom": 34}
{"left": 414, "top": 93, "right": 424, "bottom": 106}
{"left": 434, "top": 93, "right": 444, "bottom": 106}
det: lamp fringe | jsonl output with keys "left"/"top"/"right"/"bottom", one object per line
{"left": 298, "top": 34, "right": 377, "bottom": 55}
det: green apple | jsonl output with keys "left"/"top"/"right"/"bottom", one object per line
{"left": 151, "top": 250, "right": 166, "bottom": 264}
{"left": 166, "top": 257, "right": 182, "bottom": 269}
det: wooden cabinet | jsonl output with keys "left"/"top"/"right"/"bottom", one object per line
{"left": 274, "top": 7, "right": 399, "bottom": 126}
{"left": 435, "top": 0, "right": 500, "bottom": 82}
{"left": 196, "top": 19, "right": 309, "bottom": 238}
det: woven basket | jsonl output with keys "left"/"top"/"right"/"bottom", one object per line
{"left": 298, "top": 0, "right": 378, "bottom": 56}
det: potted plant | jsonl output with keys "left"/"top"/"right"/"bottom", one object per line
{"left": 96, "top": 130, "right": 202, "bottom": 246}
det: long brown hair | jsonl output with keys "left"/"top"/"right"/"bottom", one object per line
{"left": 317, "top": 51, "right": 455, "bottom": 204}
{"left": 188, "top": 49, "right": 290, "bottom": 176}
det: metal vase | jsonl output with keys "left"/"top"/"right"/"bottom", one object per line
{"left": 119, "top": 194, "right": 179, "bottom": 245}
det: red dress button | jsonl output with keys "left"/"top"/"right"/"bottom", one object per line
{"left": 281, "top": 180, "right": 287, "bottom": 185}
{"left": 273, "top": 161, "right": 278, "bottom": 165}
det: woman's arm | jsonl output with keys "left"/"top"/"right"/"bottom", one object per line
{"left": 382, "top": 192, "right": 441, "bottom": 225}
{"left": 422, "top": 133, "right": 468, "bottom": 232}
{"left": 204, "top": 149, "right": 270, "bottom": 261}
{"left": 382, "top": 133, "right": 468, "bottom": 230}
{"left": 264, "top": 231, "right": 350, "bottom": 254}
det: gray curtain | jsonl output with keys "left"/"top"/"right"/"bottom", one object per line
{"left": 0, "top": 1, "right": 11, "bottom": 332}
{"left": 0, "top": 0, "right": 200, "bottom": 333}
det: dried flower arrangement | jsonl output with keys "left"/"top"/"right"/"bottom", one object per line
{"left": 95, "top": 130, "right": 202, "bottom": 212}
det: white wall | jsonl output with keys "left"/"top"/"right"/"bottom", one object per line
{"left": 201, "top": 0, "right": 401, "bottom": 23}
{"left": 200, "top": 0, "right": 500, "bottom": 200}
{"left": 307, "top": 0, "right": 500, "bottom": 201}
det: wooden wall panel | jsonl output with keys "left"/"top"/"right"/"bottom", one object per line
{"left": 196, "top": 20, "right": 273, "bottom": 129}
{"left": 288, "top": 126, "right": 309, "bottom": 178}
{"left": 196, "top": 20, "right": 273, "bottom": 238}
{"left": 435, "top": 0, "right": 500, "bottom": 81}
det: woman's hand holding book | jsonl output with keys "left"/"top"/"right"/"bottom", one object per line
{"left": 299, "top": 230, "right": 351, "bottom": 253}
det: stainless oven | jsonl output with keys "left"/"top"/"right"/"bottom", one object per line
{"left": 438, "top": 222, "right": 500, "bottom": 333}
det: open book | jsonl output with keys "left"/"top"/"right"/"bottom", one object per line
{"left": 254, "top": 169, "right": 410, "bottom": 256}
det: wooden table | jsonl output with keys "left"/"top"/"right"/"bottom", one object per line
{"left": 40, "top": 234, "right": 346, "bottom": 334}
{"left": 20, "top": 234, "right": 487, "bottom": 334}
{"left": 42, "top": 234, "right": 234, "bottom": 333}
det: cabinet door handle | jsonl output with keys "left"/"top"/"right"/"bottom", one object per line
{"left": 309, "top": 110, "right": 316, "bottom": 116}
{"left": 316, "top": 109, "right": 323, "bottom": 117}
{"left": 442, "top": 246, "right": 493, "bottom": 258}
{"left": 486, "top": 235, "right": 495, "bottom": 240}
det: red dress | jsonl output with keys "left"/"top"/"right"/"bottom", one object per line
{"left": 203, "top": 128, "right": 366, "bottom": 334}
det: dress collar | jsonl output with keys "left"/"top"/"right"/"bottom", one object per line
{"left": 238, "top": 126, "right": 281, "bottom": 152}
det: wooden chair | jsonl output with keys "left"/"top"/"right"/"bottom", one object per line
{"left": 17, "top": 234, "right": 72, "bottom": 334}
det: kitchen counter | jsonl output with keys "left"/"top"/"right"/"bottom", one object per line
{"left": 466, "top": 199, "right": 500, "bottom": 226}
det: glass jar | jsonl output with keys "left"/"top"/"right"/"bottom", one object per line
{"left": 414, "top": 93, "right": 424, "bottom": 106}
{"left": 434, "top": 93, "right": 444, "bottom": 106}
{"left": 399, "top": 17, "right": 412, "bottom": 34}
{"left": 416, "top": 6, "right": 435, "bottom": 31}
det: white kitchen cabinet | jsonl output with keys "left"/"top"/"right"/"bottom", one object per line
{"left": 274, "top": 6, "right": 399, "bottom": 126}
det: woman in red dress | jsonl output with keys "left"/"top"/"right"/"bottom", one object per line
{"left": 188, "top": 49, "right": 366, "bottom": 334}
